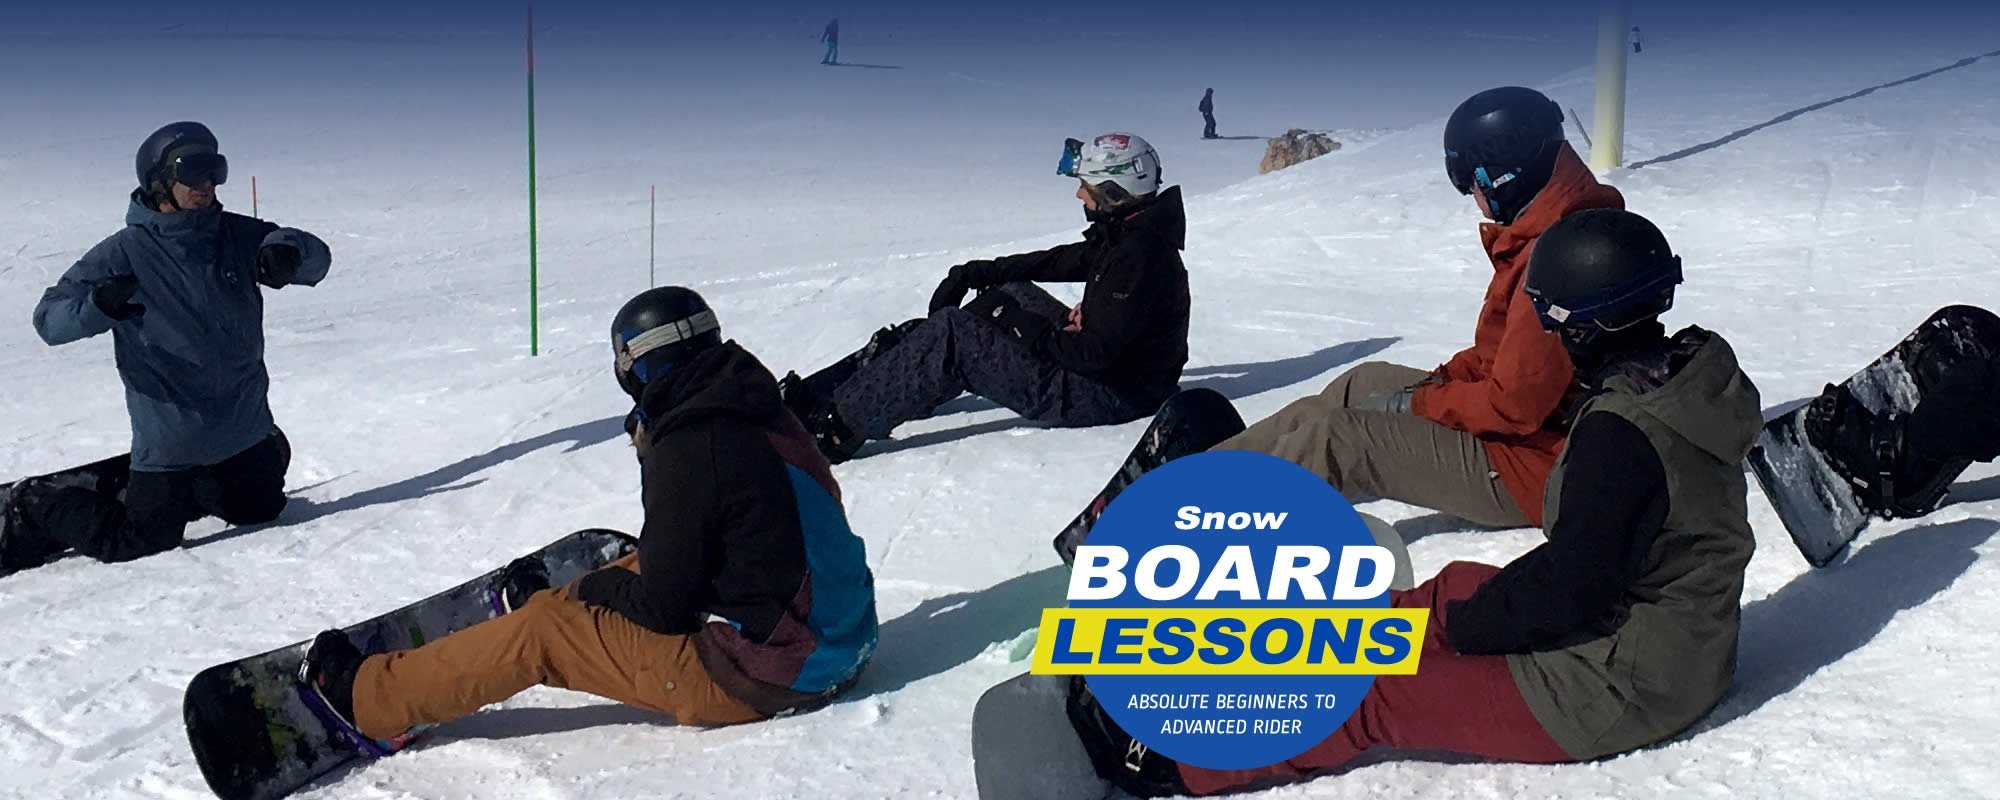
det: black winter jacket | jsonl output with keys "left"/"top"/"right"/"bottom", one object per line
{"left": 957, "top": 187, "right": 1191, "bottom": 408}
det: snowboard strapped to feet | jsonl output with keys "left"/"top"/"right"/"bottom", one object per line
{"left": 182, "top": 528, "right": 637, "bottom": 800}
{"left": 780, "top": 318, "right": 924, "bottom": 463}
{"left": 0, "top": 453, "right": 131, "bottom": 575}
{"left": 1747, "top": 305, "right": 2000, "bottom": 566}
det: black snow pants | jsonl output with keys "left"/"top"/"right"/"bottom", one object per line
{"left": 11, "top": 429, "right": 290, "bottom": 567}
{"left": 831, "top": 283, "right": 1146, "bottom": 440}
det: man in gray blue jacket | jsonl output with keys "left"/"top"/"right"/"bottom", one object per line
{"left": 0, "top": 121, "right": 330, "bottom": 574}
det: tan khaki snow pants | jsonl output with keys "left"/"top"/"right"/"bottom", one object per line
{"left": 1212, "top": 362, "right": 1529, "bottom": 529}
{"left": 351, "top": 553, "right": 761, "bottom": 740}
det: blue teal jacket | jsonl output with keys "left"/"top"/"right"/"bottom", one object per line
{"left": 34, "top": 192, "right": 330, "bottom": 471}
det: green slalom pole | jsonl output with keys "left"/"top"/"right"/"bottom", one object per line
{"left": 526, "top": 5, "right": 541, "bottom": 356}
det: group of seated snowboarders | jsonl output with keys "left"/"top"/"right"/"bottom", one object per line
{"left": 9, "top": 87, "right": 1997, "bottom": 797}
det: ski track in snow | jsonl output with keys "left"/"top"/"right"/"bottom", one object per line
{"left": 4, "top": 6, "right": 2000, "bottom": 799}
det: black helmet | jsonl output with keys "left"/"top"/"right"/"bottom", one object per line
{"left": 136, "top": 121, "right": 228, "bottom": 202}
{"left": 1444, "top": 87, "right": 1566, "bottom": 223}
{"left": 1524, "top": 208, "right": 1682, "bottom": 335}
{"left": 611, "top": 286, "right": 723, "bottom": 401}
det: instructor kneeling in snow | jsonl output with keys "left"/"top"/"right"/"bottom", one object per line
{"left": 301, "top": 287, "right": 879, "bottom": 749}
{"left": 781, "top": 132, "right": 1191, "bottom": 464}
{"left": 4, "top": 121, "right": 329, "bottom": 574}
{"left": 1069, "top": 209, "right": 1762, "bottom": 796}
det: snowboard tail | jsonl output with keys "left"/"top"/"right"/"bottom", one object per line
{"left": 972, "top": 673, "right": 1113, "bottom": 800}
{"left": 1053, "top": 388, "right": 1246, "bottom": 566}
{"left": 1747, "top": 305, "right": 2000, "bottom": 567}
{"left": 183, "top": 528, "right": 637, "bottom": 800}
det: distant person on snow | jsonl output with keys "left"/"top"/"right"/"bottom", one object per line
{"left": 780, "top": 132, "right": 1191, "bottom": 465}
{"left": 1210, "top": 86, "right": 1623, "bottom": 532}
{"left": 299, "top": 287, "right": 879, "bottom": 752}
{"left": 1631, "top": 26, "right": 1643, "bottom": 54}
{"left": 822, "top": 18, "right": 840, "bottom": 65}
{"left": 1069, "top": 209, "right": 1766, "bottom": 797}
{"left": 1199, "top": 88, "right": 1218, "bottom": 139}
{"left": 1, "top": 121, "right": 330, "bottom": 576}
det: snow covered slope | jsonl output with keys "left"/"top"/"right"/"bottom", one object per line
{"left": 2, "top": 3, "right": 1998, "bottom": 798}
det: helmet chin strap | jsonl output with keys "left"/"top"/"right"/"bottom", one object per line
{"left": 151, "top": 175, "right": 192, "bottom": 212}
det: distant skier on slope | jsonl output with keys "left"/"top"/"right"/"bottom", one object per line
{"left": 299, "top": 287, "right": 879, "bottom": 750}
{"left": 1065, "top": 209, "right": 1765, "bottom": 797}
{"left": 1, "top": 121, "right": 330, "bottom": 576}
{"left": 1199, "top": 88, "right": 1218, "bottom": 139}
{"left": 1209, "top": 86, "right": 1622, "bottom": 532}
{"left": 822, "top": 18, "right": 840, "bottom": 65}
{"left": 780, "top": 132, "right": 1191, "bottom": 465}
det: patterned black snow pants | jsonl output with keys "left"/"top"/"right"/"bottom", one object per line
{"left": 831, "top": 283, "right": 1146, "bottom": 440}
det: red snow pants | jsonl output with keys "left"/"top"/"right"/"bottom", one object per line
{"left": 1177, "top": 561, "right": 1574, "bottom": 795}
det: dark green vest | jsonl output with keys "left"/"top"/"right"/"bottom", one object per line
{"left": 1508, "top": 328, "right": 1762, "bottom": 758}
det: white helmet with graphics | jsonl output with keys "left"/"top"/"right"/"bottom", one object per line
{"left": 1059, "top": 132, "right": 1162, "bottom": 206}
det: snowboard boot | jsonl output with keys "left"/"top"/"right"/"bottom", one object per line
{"left": 492, "top": 555, "right": 552, "bottom": 615}
{"left": 780, "top": 370, "right": 870, "bottom": 466}
{"left": 0, "top": 478, "right": 67, "bottom": 576}
{"left": 801, "top": 403, "right": 868, "bottom": 466}
{"left": 1064, "top": 676, "right": 1189, "bottom": 798}
{"left": 1807, "top": 382, "right": 1961, "bottom": 518}
{"left": 300, "top": 630, "right": 412, "bottom": 757}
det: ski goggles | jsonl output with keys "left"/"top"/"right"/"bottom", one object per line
{"left": 167, "top": 151, "right": 229, "bottom": 187}
{"left": 1445, "top": 150, "right": 1521, "bottom": 198}
{"left": 613, "top": 308, "right": 720, "bottom": 376}
{"left": 1057, "top": 137, "right": 1085, "bottom": 177}
{"left": 1445, "top": 149, "right": 1476, "bottom": 195}
{"left": 1525, "top": 259, "right": 1684, "bottom": 331}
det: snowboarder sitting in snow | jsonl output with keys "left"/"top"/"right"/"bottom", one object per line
{"left": 1212, "top": 86, "right": 1620, "bottom": 532}
{"left": 1070, "top": 208, "right": 1763, "bottom": 797}
{"left": 781, "top": 132, "right": 1191, "bottom": 465}
{"left": 299, "top": 287, "right": 879, "bottom": 750}
{"left": 1, "top": 121, "right": 329, "bottom": 576}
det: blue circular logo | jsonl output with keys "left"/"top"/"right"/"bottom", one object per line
{"left": 1058, "top": 450, "right": 1401, "bottom": 771}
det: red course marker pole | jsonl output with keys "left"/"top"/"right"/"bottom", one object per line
{"left": 649, "top": 184, "right": 657, "bottom": 288}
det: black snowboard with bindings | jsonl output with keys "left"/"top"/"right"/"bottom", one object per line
{"left": 0, "top": 453, "right": 132, "bottom": 575}
{"left": 1052, "top": 387, "right": 1247, "bottom": 566}
{"left": 1747, "top": 304, "right": 2000, "bottom": 566}
{"left": 182, "top": 528, "right": 637, "bottom": 800}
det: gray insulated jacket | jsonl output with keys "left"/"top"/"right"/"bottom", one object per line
{"left": 33, "top": 192, "right": 330, "bottom": 471}
{"left": 1510, "top": 328, "right": 1762, "bottom": 758}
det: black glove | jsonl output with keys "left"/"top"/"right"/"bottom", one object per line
{"left": 964, "top": 289, "right": 1055, "bottom": 345}
{"left": 91, "top": 275, "right": 144, "bottom": 321}
{"left": 928, "top": 266, "right": 973, "bottom": 315}
{"left": 257, "top": 243, "right": 302, "bottom": 288}
{"left": 1358, "top": 386, "right": 1416, "bottom": 415}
